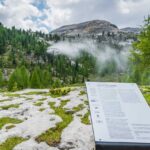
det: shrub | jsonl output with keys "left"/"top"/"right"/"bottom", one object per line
{"left": 49, "top": 87, "right": 71, "bottom": 97}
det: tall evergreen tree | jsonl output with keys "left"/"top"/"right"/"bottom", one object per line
{"left": 0, "top": 69, "right": 3, "bottom": 87}
{"left": 42, "top": 69, "right": 52, "bottom": 88}
{"left": 30, "top": 67, "right": 41, "bottom": 88}
{"left": 20, "top": 66, "right": 29, "bottom": 88}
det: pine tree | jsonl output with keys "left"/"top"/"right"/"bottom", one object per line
{"left": 132, "top": 16, "right": 150, "bottom": 68}
{"left": 52, "top": 79, "right": 61, "bottom": 88}
{"left": 30, "top": 67, "right": 41, "bottom": 88}
{"left": 20, "top": 66, "right": 29, "bottom": 88}
{"left": 130, "top": 16, "right": 150, "bottom": 84}
{"left": 0, "top": 69, "right": 3, "bottom": 87}
{"left": 8, "top": 69, "right": 18, "bottom": 91}
{"left": 42, "top": 69, "right": 52, "bottom": 88}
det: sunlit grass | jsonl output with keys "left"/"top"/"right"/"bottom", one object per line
{"left": 0, "top": 99, "right": 12, "bottom": 103}
{"left": 34, "top": 102, "right": 43, "bottom": 106}
{"left": 36, "top": 100, "right": 73, "bottom": 146}
{"left": 24, "top": 91, "right": 47, "bottom": 95}
{"left": 5, "top": 125, "right": 16, "bottom": 130}
{"left": 81, "top": 111, "right": 90, "bottom": 125}
{"left": 38, "top": 98, "right": 47, "bottom": 101}
{"left": 0, "top": 137, "right": 27, "bottom": 150}
{"left": 79, "top": 90, "right": 86, "bottom": 95}
{"left": 39, "top": 108, "right": 46, "bottom": 112}
{"left": 0, "top": 117, "right": 22, "bottom": 130}
{"left": 73, "top": 104, "right": 85, "bottom": 112}
{"left": 49, "top": 87, "right": 71, "bottom": 98}
{"left": 141, "top": 86, "right": 150, "bottom": 105}
{"left": 3, "top": 93, "right": 21, "bottom": 97}
{"left": 0, "top": 104, "right": 20, "bottom": 110}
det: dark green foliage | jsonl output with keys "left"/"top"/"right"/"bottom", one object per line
{"left": 0, "top": 69, "right": 3, "bottom": 87}
{"left": 52, "top": 79, "right": 62, "bottom": 88}
{"left": 30, "top": 67, "right": 41, "bottom": 88}
{"left": 42, "top": 69, "right": 52, "bottom": 88}
{"left": 8, "top": 66, "right": 29, "bottom": 91}
{"left": 49, "top": 87, "right": 71, "bottom": 97}
{"left": 20, "top": 66, "right": 29, "bottom": 88}
{"left": 129, "top": 16, "right": 150, "bottom": 85}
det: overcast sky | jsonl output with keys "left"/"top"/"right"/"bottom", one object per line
{"left": 0, "top": 0, "right": 149, "bottom": 33}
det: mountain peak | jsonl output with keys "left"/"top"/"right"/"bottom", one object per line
{"left": 51, "top": 20, "right": 119, "bottom": 36}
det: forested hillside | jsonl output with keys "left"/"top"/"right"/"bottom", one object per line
{"left": 0, "top": 23, "right": 97, "bottom": 91}
{"left": 0, "top": 16, "right": 150, "bottom": 91}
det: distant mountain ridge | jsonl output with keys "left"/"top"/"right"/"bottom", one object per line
{"left": 51, "top": 20, "right": 120, "bottom": 36}
{"left": 120, "top": 27, "right": 141, "bottom": 34}
{"left": 51, "top": 20, "right": 141, "bottom": 36}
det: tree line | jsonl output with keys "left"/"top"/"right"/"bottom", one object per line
{"left": 0, "top": 16, "right": 150, "bottom": 91}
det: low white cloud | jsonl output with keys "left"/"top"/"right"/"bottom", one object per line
{"left": 0, "top": 0, "right": 49, "bottom": 32}
{"left": 0, "top": 0, "right": 149, "bottom": 32}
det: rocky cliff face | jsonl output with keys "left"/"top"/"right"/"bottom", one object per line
{"left": 51, "top": 20, "right": 119, "bottom": 36}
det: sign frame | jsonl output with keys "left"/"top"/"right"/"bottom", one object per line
{"left": 86, "top": 82, "right": 150, "bottom": 150}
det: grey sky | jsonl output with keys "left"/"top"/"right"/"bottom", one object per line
{"left": 0, "top": 0, "right": 149, "bottom": 33}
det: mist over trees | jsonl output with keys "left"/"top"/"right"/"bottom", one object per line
{"left": 0, "top": 16, "right": 149, "bottom": 91}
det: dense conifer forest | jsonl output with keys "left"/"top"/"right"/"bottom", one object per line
{"left": 0, "top": 16, "right": 150, "bottom": 91}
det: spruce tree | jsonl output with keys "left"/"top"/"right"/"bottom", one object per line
{"left": 8, "top": 70, "right": 18, "bottom": 91}
{"left": 0, "top": 69, "right": 3, "bottom": 87}
{"left": 30, "top": 67, "right": 41, "bottom": 88}
{"left": 42, "top": 70, "right": 52, "bottom": 88}
{"left": 20, "top": 66, "right": 29, "bottom": 88}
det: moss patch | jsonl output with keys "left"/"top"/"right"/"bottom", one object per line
{"left": 38, "top": 98, "right": 47, "bottom": 101}
{"left": 34, "top": 102, "right": 43, "bottom": 106}
{"left": 39, "top": 108, "right": 46, "bottom": 112}
{"left": 84, "top": 100, "right": 89, "bottom": 105}
{"left": 79, "top": 90, "right": 86, "bottom": 95}
{"left": 25, "top": 97, "right": 33, "bottom": 101}
{"left": 0, "top": 137, "right": 27, "bottom": 150}
{"left": 5, "top": 125, "right": 16, "bottom": 130}
{"left": 81, "top": 111, "right": 90, "bottom": 125}
{"left": 0, "top": 104, "right": 20, "bottom": 110}
{"left": 4, "top": 93, "right": 21, "bottom": 97}
{"left": 0, "top": 99, "right": 12, "bottom": 103}
{"left": 36, "top": 100, "right": 73, "bottom": 146}
{"left": 0, "top": 117, "right": 22, "bottom": 130}
{"left": 24, "top": 91, "right": 47, "bottom": 95}
{"left": 73, "top": 104, "right": 85, "bottom": 112}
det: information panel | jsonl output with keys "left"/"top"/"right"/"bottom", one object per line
{"left": 86, "top": 82, "right": 150, "bottom": 148}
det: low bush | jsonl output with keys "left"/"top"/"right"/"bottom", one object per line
{"left": 49, "top": 87, "right": 71, "bottom": 98}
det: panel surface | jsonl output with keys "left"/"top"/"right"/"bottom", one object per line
{"left": 86, "top": 82, "right": 150, "bottom": 144}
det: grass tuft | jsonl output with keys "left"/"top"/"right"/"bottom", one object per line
{"left": 73, "top": 104, "right": 85, "bottom": 112}
{"left": 0, "top": 104, "right": 20, "bottom": 110}
{"left": 39, "top": 108, "right": 46, "bottom": 112}
{"left": 5, "top": 125, "right": 16, "bottom": 130}
{"left": 49, "top": 88, "right": 71, "bottom": 98}
{"left": 36, "top": 99, "right": 73, "bottom": 146}
{"left": 34, "top": 102, "right": 43, "bottom": 106}
{"left": 0, "top": 117, "right": 22, "bottom": 130}
{"left": 24, "top": 91, "right": 47, "bottom": 95}
{"left": 81, "top": 111, "right": 90, "bottom": 125}
{"left": 4, "top": 93, "right": 21, "bottom": 97}
{"left": 0, "top": 137, "right": 27, "bottom": 150}
{"left": 79, "top": 90, "right": 86, "bottom": 95}
{"left": 0, "top": 99, "right": 12, "bottom": 103}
